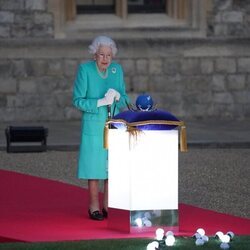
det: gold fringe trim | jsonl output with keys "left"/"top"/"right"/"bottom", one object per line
{"left": 127, "top": 126, "right": 141, "bottom": 140}
{"left": 104, "top": 119, "right": 188, "bottom": 152}
{"left": 127, "top": 126, "right": 143, "bottom": 150}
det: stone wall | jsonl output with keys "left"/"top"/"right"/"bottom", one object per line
{"left": 0, "top": 38, "right": 249, "bottom": 122}
{"left": 0, "top": 0, "right": 250, "bottom": 122}
{"left": 1, "top": 0, "right": 250, "bottom": 39}
{"left": 0, "top": 0, "right": 53, "bottom": 38}
{"left": 208, "top": 0, "right": 250, "bottom": 37}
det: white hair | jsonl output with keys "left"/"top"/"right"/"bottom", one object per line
{"left": 88, "top": 35, "right": 118, "bottom": 56}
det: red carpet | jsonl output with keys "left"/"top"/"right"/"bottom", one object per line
{"left": 0, "top": 169, "right": 249, "bottom": 243}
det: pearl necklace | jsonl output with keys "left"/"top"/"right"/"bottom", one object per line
{"left": 96, "top": 63, "right": 108, "bottom": 79}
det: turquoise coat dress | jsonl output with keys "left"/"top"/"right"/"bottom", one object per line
{"left": 73, "top": 60, "right": 130, "bottom": 180}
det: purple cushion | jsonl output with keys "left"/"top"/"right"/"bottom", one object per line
{"left": 112, "top": 109, "right": 180, "bottom": 130}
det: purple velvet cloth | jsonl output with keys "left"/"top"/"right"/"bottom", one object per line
{"left": 112, "top": 109, "right": 180, "bottom": 130}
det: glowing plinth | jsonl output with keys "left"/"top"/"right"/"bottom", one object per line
{"left": 108, "top": 129, "right": 179, "bottom": 233}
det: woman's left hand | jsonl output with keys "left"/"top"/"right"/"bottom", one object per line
{"left": 105, "top": 88, "right": 120, "bottom": 101}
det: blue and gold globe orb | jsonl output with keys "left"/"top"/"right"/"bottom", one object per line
{"left": 135, "top": 94, "right": 154, "bottom": 111}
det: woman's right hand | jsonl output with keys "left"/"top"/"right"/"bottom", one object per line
{"left": 97, "top": 88, "right": 120, "bottom": 107}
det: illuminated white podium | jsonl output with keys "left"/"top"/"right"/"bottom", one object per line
{"left": 108, "top": 128, "right": 179, "bottom": 233}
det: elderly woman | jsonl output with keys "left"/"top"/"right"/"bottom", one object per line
{"left": 73, "top": 36, "right": 130, "bottom": 221}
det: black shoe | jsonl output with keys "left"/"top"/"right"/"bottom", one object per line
{"left": 88, "top": 209, "right": 104, "bottom": 221}
{"left": 102, "top": 208, "right": 108, "bottom": 218}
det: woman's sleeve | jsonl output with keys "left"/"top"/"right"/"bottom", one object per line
{"left": 115, "top": 65, "right": 130, "bottom": 110}
{"left": 72, "top": 64, "right": 99, "bottom": 114}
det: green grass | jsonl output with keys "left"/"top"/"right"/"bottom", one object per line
{"left": 0, "top": 236, "right": 249, "bottom": 250}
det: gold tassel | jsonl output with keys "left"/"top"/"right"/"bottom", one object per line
{"left": 180, "top": 125, "right": 188, "bottom": 152}
{"left": 103, "top": 124, "right": 109, "bottom": 149}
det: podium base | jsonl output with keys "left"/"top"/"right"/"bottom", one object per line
{"left": 108, "top": 208, "right": 178, "bottom": 233}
